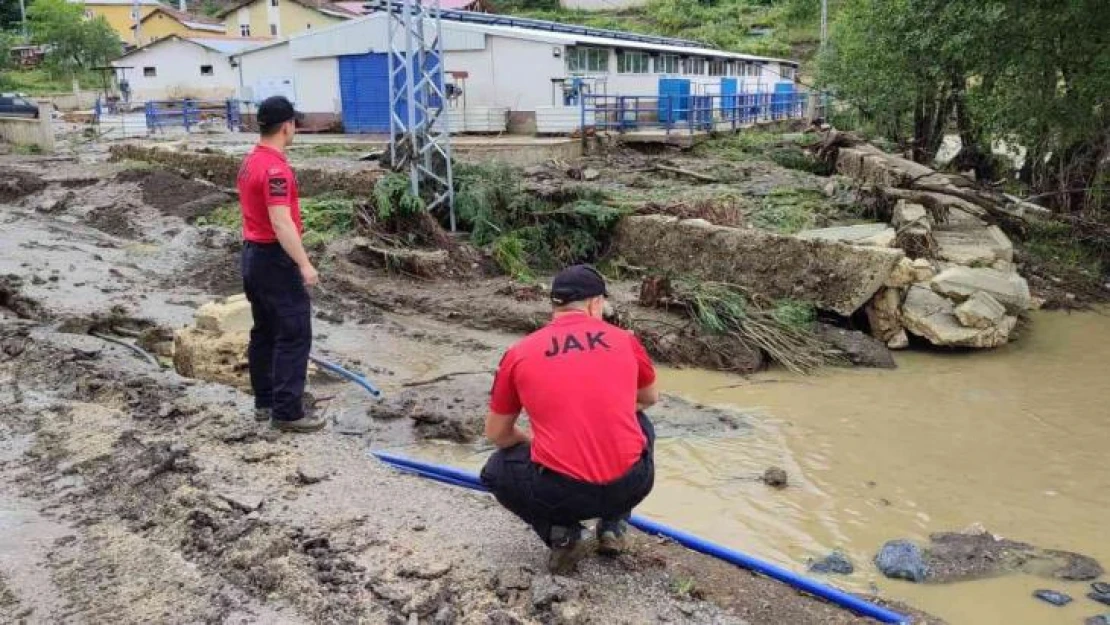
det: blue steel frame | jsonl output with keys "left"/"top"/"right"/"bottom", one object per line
{"left": 579, "top": 91, "right": 809, "bottom": 135}
{"left": 143, "top": 99, "right": 242, "bottom": 133}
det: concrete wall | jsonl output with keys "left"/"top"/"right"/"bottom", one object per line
{"left": 235, "top": 42, "right": 340, "bottom": 118}
{"left": 115, "top": 39, "right": 238, "bottom": 101}
{"left": 0, "top": 103, "right": 56, "bottom": 152}
{"left": 83, "top": 1, "right": 159, "bottom": 45}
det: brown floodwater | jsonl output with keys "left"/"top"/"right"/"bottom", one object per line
{"left": 414, "top": 311, "right": 1110, "bottom": 624}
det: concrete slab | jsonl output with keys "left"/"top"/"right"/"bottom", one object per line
{"left": 931, "top": 266, "right": 1031, "bottom": 312}
{"left": 796, "top": 223, "right": 897, "bottom": 248}
{"left": 933, "top": 225, "right": 1014, "bottom": 266}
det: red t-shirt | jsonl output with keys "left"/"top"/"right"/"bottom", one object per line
{"left": 237, "top": 144, "right": 302, "bottom": 243}
{"left": 489, "top": 312, "right": 657, "bottom": 484}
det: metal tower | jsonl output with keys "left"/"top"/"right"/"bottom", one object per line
{"left": 386, "top": 0, "right": 456, "bottom": 230}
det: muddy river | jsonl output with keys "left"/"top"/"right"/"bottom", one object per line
{"left": 414, "top": 311, "right": 1110, "bottom": 624}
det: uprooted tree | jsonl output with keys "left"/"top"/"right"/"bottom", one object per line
{"left": 819, "top": 0, "right": 1110, "bottom": 218}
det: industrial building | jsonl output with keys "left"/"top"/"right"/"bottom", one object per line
{"left": 230, "top": 10, "right": 801, "bottom": 134}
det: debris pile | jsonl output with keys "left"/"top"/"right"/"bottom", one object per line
{"left": 173, "top": 294, "right": 251, "bottom": 388}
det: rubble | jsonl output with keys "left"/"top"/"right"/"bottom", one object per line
{"left": 173, "top": 294, "right": 251, "bottom": 388}
{"left": 901, "top": 286, "right": 1017, "bottom": 348}
{"left": 955, "top": 292, "right": 1007, "bottom": 330}
{"left": 931, "top": 266, "right": 1032, "bottom": 313}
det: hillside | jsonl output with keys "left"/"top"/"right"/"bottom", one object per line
{"left": 489, "top": 0, "right": 826, "bottom": 63}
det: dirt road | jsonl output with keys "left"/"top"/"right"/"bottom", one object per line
{"left": 0, "top": 152, "right": 933, "bottom": 624}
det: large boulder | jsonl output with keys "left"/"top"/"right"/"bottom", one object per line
{"left": 864, "top": 287, "right": 904, "bottom": 344}
{"left": 930, "top": 266, "right": 1032, "bottom": 313}
{"left": 815, "top": 324, "right": 896, "bottom": 368}
{"left": 901, "top": 285, "right": 1017, "bottom": 348}
{"left": 613, "top": 215, "right": 904, "bottom": 316}
{"left": 933, "top": 224, "right": 1014, "bottom": 266}
{"left": 173, "top": 294, "right": 251, "bottom": 388}
{"left": 955, "top": 291, "right": 1007, "bottom": 329}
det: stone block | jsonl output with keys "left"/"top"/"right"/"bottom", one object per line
{"left": 902, "top": 286, "right": 1017, "bottom": 348}
{"left": 933, "top": 225, "right": 1014, "bottom": 266}
{"left": 195, "top": 294, "right": 252, "bottom": 334}
{"left": 931, "top": 266, "right": 1032, "bottom": 312}
{"left": 955, "top": 291, "right": 1007, "bottom": 329}
{"left": 892, "top": 201, "right": 930, "bottom": 230}
{"left": 796, "top": 223, "right": 897, "bottom": 248}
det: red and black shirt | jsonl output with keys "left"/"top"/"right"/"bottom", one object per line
{"left": 490, "top": 312, "right": 656, "bottom": 484}
{"left": 237, "top": 144, "right": 302, "bottom": 243}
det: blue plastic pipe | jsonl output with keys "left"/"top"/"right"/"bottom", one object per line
{"left": 309, "top": 355, "right": 381, "bottom": 398}
{"left": 372, "top": 451, "right": 909, "bottom": 624}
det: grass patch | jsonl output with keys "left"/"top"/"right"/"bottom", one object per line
{"left": 1023, "top": 220, "right": 1104, "bottom": 279}
{"left": 454, "top": 161, "right": 628, "bottom": 279}
{"left": 10, "top": 144, "right": 43, "bottom": 155}
{"left": 195, "top": 193, "right": 360, "bottom": 247}
{"left": 698, "top": 130, "right": 830, "bottom": 175}
{"left": 751, "top": 188, "right": 827, "bottom": 234}
{"left": 0, "top": 68, "right": 102, "bottom": 95}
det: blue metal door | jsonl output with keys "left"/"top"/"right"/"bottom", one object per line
{"left": 720, "top": 77, "right": 738, "bottom": 121}
{"left": 339, "top": 53, "right": 390, "bottom": 133}
{"left": 773, "top": 81, "right": 795, "bottom": 120}
{"left": 658, "top": 78, "right": 690, "bottom": 124}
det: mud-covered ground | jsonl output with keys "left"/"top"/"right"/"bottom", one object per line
{"left": 0, "top": 150, "right": 942, "bottom": 624}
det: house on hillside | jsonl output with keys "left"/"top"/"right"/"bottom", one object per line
{"left": 215, "top": 0, "right": 361, "bottom": 39}
{"left": 111, "top": 35, "right": 265, "bottom": 101}
{"left": 131, "top": 5, "right": 227, "bottom": 46}
{"left": 230, "top": 9, "right": 800, "bottom": 134}
{"left": 71, "top": 0, "right": 163, "bottom": 44}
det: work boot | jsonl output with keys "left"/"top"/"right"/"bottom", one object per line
{"left": 596, "top": 519, "right": 628, "bottom": 557}
{"left": 547, "top": 525, "right": 589, "bottom": 574}
{"left": 254, "top": 407, "right": 272, "bottom": 422}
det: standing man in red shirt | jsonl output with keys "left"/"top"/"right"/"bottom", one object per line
{"left": 238, "top": 95, "right": 324, "bottom": 432}
{"left": 480, "top": 265, "right": 659, "bottom": 573}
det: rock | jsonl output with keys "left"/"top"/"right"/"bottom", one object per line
{"left": 333, "top": 410, "right": 374, "bottom": 435}
{"left": 485, "top": 610, "right": 523, "bottom": 625}
{"left": 554, "top": 602, "right": 586, "bottom": 625}
{"left": 173, "top": 326, "right": 249, "bottom": 388}
{"left": 892, "top": 201, "right": 930, "bottom": 230}
{"left": 911, "top": 258, "right": 936, "bottom": 282}
{"left": 761, "top": 466, "right": 788, "bottom": 489}
{"left": 195, "top": 294, "right": 253, "bottom": 334}
{"left": 865, "top": 287, "right": 904, "bottom": 343}
{"left": 815, "top": 324, "right": 896, "bottom": 368}
{"left": 874, "top": 540, "right": 927, "bottom": 582}
{"left": 923, "top": 531, "right": 1103, "bottom": 583}
{"left": 404, "top": 580, "right": 448, "bottom": 618}
{"left": 931, "top": 266, "right": 1032, "bottom": 312}
{"left": 295, "top": 464, "right": 330, "bottom": 485}
{"left": 1048, "top": 550, "right": 1104, "bottom": 581}
{"left": 1085, "top": 615, "right": 1110, "bottom": 625}
{"left": 216, "top": 489, "right": 264, "bottom": 512}
{"left": 496, "top": 568, "right": 533, "bottom": 597}
{"left": 823, "top": 180, "right": 838, "bottom": 197}
{"left": 1033, "top": 589, "right": 1073, "bottom": 606}
{"left": 1090, "top": 592, "right": 1110, "bottom": 607}
{"left": 884, "top": 257, "right": 917, "bottom": 288}
{"left": 933, "top": 224, "right": 1014, "bottom": 266}
{"left": 887, "top": 330, "right": 909, "bottom": 349}
{"left": 954, "top": 291, "right": 1007, "bottom": 329}
{"left": 901, "top": 286, "right": 1017, "bottom": 348}
{"left": 796, "top": 223, "right": 897, "bottom": 248}
{"left": 894, "top": 220, "right": 935, "bottom": 259}
{"left": 809, "top": 551, "right": 855, "bottom": 575}
{"left": 1094, "top": 583, "right": 1110, "bottom": 594}
{"left": 399, "top": 559, "right": 453, "bottom": 580}
{"left": 581, "top": 168, "right": 601, "bottom": 181}
{"left": 530, "top": 575, "right": 580, "bottom": 610}
{"left": 613, "top": 215, "right": 905, "bottom": 316}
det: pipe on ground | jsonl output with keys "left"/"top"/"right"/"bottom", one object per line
{"left": 309, "top": 355, "right": 381, "bottom": 398}
{"left": 372, "top": 451, "right": 909, "bottom": 624}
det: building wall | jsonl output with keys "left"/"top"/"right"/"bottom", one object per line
{"left": 136, "top": 13, "right": 222, "bottom": 46}
{"left": 235, "top": 42, "right": 340, "bottom": 115}
{"left": 84, "top": 3, "right": 158, "bottom": 44}
{"left": 114, "top": 39, "right": 238, "bottom": 101}
{"left": 224, "top": 0, "right": 346, "bottom": 38}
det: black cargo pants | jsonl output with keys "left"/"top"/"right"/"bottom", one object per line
{"left": 480, "top": 412, "right": 656, "bottom": 545}
{"left": 241, "top": 241, "right": 311, "bottom": 422}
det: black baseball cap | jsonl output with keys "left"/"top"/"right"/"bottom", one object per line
{"left": 550, "top": 264, "right": 608, "bottom": 305}
{"left": 257, "top": 95, "right": 304, "bottom": 128}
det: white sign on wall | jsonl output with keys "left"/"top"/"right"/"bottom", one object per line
{"left": 251, "top": 77, "right": 296, "bottom": 104}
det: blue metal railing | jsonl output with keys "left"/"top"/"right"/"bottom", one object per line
{"left": 144, "top": 99, "right": 242, "bottom": 133}
{"left": 579, "top": 91, "right": 810, "bottom": 135}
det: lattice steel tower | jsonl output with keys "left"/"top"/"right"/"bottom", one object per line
{"left": 386, "top": 0, "right": 456, "bottom": 230}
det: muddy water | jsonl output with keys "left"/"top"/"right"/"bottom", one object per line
{"left": 416, "top": 311, "right": 1110, "bottom": 624}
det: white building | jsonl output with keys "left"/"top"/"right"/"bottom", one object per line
{"left": 112, "top": 36, "right": 265, "bottom": 102}
{"left": 231, "top": 11, "right": 800, "bottom": 133}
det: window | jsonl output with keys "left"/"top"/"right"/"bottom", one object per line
{"left": 143, "top": 66, "right": 156, "bottom": 77}
{"left": 565, "top": 47, "right": 608, "bottom": 74}
{"left": 200, "top": 65, "right": 214, "bottom": 76}
{"left": 708, "top": 59, "right": 728, "bottom": 76}
{"left": 743, "top": 62, "right": 761, "bottom": 77}
{"left": 617, "top": 51, "right": 650, "bottom": 74}
{"left": 655, "top": 54, "right": 679, "bottom": 74}
{"left": 306, "top": 23, "right": 312, "bottom": 29}
{"left": 269, "top": 23, "right": 277, "bottom": 36}
{"left": 683, "top": 57, "right": 706, "bottom": 75}
{"left": 240, "top": 24, "right": 251, "bottom": 36}
{"left": 780, "top": 64, "right": 797, "bottom": 80}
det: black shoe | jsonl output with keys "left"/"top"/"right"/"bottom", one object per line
{"left": 596, "top": 519, "right": 628, "bottom": 557}
{"left": 254, "top": 407, "right": 272, "bottom": 422}
{"left": 547, "top": 525, "right": 589, "bottom": 574}
{"left": 271, "top": 415, "right": 326, "bottom": 432}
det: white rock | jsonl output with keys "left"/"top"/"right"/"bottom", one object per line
{"left": 931, "top": 266, "right": 1032, "bottom": 312}
{"left": 902, "top": 286, "right": 1017, "bottom": 348}
{"left": 887, "top": 330, "right": 910, "bottom": 350}
{"left": 865, "top": 287, "right": 903, "bottom": 342}
{"left": 954, "top": 292, "right": 1007, "bottom": 329}
{"left": 796, "top": 223, "right": 897, "bottom": 248}
{"left": 933, "top": 225, "right": 1014, "bottom": 266}
{"left": 195, "top": 294, "right": 252, "bottom": 334}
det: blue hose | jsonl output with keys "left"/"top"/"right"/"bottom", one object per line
{"left": 372, "top": 451, "right": 910, "bottom": 624}
{"left": 309, "top": 354, "right": 381, "bottom": 398}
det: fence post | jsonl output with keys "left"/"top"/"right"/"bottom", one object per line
{"left": 35, "top": 101, "right": 56, "bottom": 153}
{"left": 183, "top": 99, "right": 193, "bottom": 132}
{"left": 144, "top": 101, "right": 155, "bottom": 133}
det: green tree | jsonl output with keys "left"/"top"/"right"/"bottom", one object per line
{"left": 28, "top": 0, "right": 121, "bottom": 74}
{"left": 0, "top": 31, "right": 15, "bottom": 72}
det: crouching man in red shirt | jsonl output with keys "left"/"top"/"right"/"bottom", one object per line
{"left": 480, "top": 265, "right": 659, "bottom": 573}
